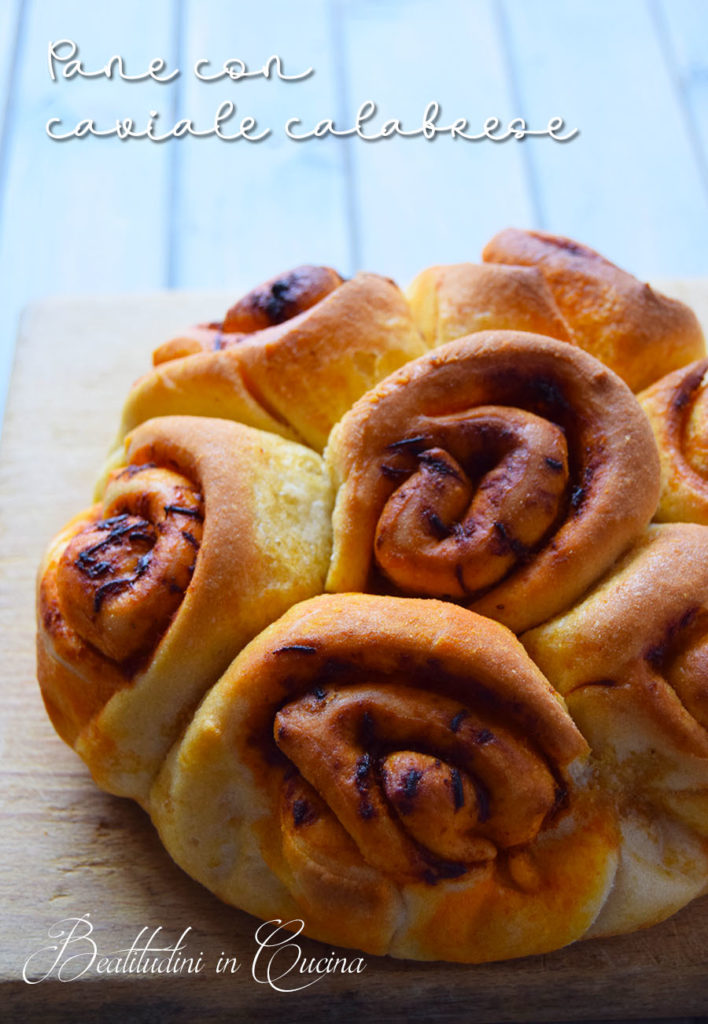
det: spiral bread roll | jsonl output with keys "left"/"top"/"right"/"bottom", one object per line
{"left": 35, "top": 238, "right": 708, "bottom": 963}
{"left": 117, "top": 266, "right": 426, "bottom": 454}
{"left": 37, "top": 415, "right": 333, "bottom": 803}
{"left": 151, "top": 593, "right": 619, "bottom": 962}
{"left": 639, "top": 359, "right": 708, "bottom": 523}
{"left": 408, "top": 230, "right": 704, "bottom": 392}
{"left": 152, "top": 266, "right": 345, "bottom": 363}
{"left": 325, "top": 330, "right": 660, "bottom": 633}
{"left": 486, "top": 230, "right": 706, "bottom": 390}
{"left": 523, "top": 525, "right": 708, "bottom": 937}
{"left": 407, "top": 262, "right": 575, "bottom": 347}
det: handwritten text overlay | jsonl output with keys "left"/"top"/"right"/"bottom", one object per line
{"left": 45, "top": 40, "right": 579, "bottom": 145}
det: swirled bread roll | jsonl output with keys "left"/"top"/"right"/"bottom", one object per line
{"left": 408, "top": 232, "right": 705, "bottom": 393}
{"left": 37, "top": 416, "right": 333, "bottom": 803}
{"left": 325, "top": 330, "right": 660, "bottom": 633}
{"left": 407, "top": 262, "right": 575, "bottom": 347}
{"left": 522, "top": 525, "right": 708, "bottom": 937}
{"left": 151, "top": 266, "right": 345, "bottom": 364}
{"left": 480, "top": 229, "right": 704, "bottom": 392}
{"left": 639, "top": 359, "right": 708, "bottom": 523}
{"left": 117, "top": 267, "right": 426, "bottom": 453}
{"left": 151, "top": 594, "right": 619, "bottom": 962}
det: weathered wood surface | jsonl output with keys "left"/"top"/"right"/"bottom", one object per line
{"left": 2, "top": 284, "right": 708, "bottom": 1022}
{"left": 2, "top": 0, "right": 708, "bottom": 433}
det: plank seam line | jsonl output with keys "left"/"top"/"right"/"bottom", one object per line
{"left": 166, "top": 0, "right": 185, "bottom": 289}
{"left": 493, "top": 0, "right": 545, "bottom": 231}
{"left": 328, "top": 0, "right": 361, "bottom": 274}
{"left": 648, "top": 0, "right": 708, "bottom": 207}
{"left": 0, "top": 0, "right": 27, "bottom": 263}
{"left": 0, "top": 0, "right": 27, "bottom": 442}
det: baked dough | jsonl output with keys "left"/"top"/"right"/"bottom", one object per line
{"left": 407, "top": 230, "right": 704, "bottom": 392}
{"left": 407, "top": 262, "right": 574, "bottom": 347}
{"left": 151, "top": 594, "right": 619, "bottom": 962}
{"left": 325, "top": 330, "right": 660, "bottom": 632}
{"left": 34, "top": 239, "right": 708, "bottom": 964}
{"left": 523, "top": 524, "right": 708, "bottom": 936}
{"left": 116, "top": 268, "right": 426, "bottom": 454}
{"left": 37, "top": 415, "right": 333, "bottom": 803}
{"left": 483, "top": 229, "right": 705, "bottom": 391}
{"left": 639, "top": 359, "right": 708, "bottom": 523}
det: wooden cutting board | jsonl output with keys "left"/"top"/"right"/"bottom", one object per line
{"left": 3, "top": 284, "right": 708, "bottom": 1023}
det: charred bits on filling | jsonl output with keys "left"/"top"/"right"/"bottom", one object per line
{"left": 252, "top": 266, "right": 340, "bottom": 327}
{"left": 163, "top": 504, "right": 204, "bottom": 520}
{"left": 403, "top": 768, "right": 422, "bottom": 798}
{"left": 552, "top": 783, "right": 569, "bottom": 815}
{"left": 73, "top": 515, "right": 157, "bottom": 607}
{"left": 645, "top": 606, "right": 700, "bottom": 669}
{"left": 264, "top": 277, "right": 299, "bottom": 323}
{"left": 273, "top": 644, "right": 319, "bottom": 655}
{"left": 392, "top": 767, "right": 423, "bottom": 816}
{"left": 425, "top": 509, "right": 452, "bottom": 540}
{"left": 117, "top": 461, "right": 157, "bottom": 479}
{"left": 672, "top": 365, "right": 705, "bottom": 411}
{"left": 385, "top": 435, "right": 430, "bottom": 452}
{"left": 360, "top": 710, "right": 376, "bottom": 745}
{"left": 673, "top": 386, "right": 693, "bottom": 411}
{"left": 417, "top": 451, "right": 462, "bottom": 479}
{"left": 93, "top": 551, "right": 153, "bottom": 612}
{"left": 423, "top": 861, "right": 468, "bottom": 886}
{"left": 527, "top": 374, "right": 570, "bottom": 413}
{"left": 449, "top": 709, "right": 467, "bottom": 733}
{"left": 570, "top": 464, "right": 595, "bottom": 514}
{"left": 552, "top": 237, "right": 587, "bottom": 258}
{"left": 292, "top": 799, "right": 318, "bottom": 828}
{"left": 354, "top": 751, "right": 377, "bottom": 820}
{"left": 473, "top": 780, "right": 491, "bottom": 823}
{"left": 450, "top": 768, "right": 465, "bottom": 810}
{"left": 492, "top": 521, "right": 530, "bottom": 560}
{"left": 570, "top": 486, "right": 585, "bottom": 510}
{"left": 380, "top": 464, "right": 411, "bottom": 481}
{"left": 355, "top": 753, "right": 371, "bottom": 792}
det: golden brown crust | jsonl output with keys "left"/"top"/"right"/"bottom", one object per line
{"left": 37, "top": 415, "right": 333, "bottom": 802}
{"left": 56, "top": 468, "right": 204, "bottom": 662}
{"left": 38, "top": 507, "right": 133, "bottom": 746}
{"left": 120, "top": 271, "right": 426, "bottom": 453}
{"left": 522, "top": 524, "right": 708, "bottom": 935}
{"left": 523, "top": 524, "right": 708, "bottom": 756}
{"left": 151, "top": 594, "right": 618, "bottom": 962}
{"left": 325, "top": 330, "right": 660, "bottom": 633}
{"left": 407, "top": 262, "right": 574, "bottom": 347}
{"left": 223, "top": 265, "right": 343, "bottom": 333}
{"left": 35, "top": 245, "right": 708, "bottom": 963}
{"left": 153, "top": 267, "right": 344, "bottom": 362}
{"left": 639, "top": 359, "right": 708, "bottom": 523}
{"left": 152, "top": 324, "right": 225, "bottom": 365}
{"left": 482, "top": 229, "right": 705, "bottom": 391}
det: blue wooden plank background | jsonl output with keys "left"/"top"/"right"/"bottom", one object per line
{"left": 1, "top": 0, "right": 707, "bottom": 436}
